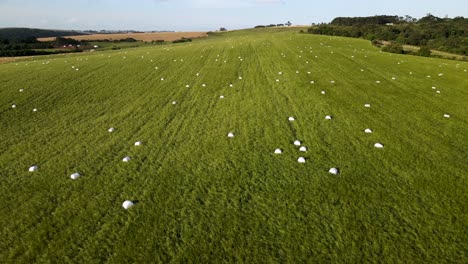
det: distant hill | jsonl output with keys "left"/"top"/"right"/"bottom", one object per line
{"left": 38, "top": 32, "right": 209, "bottom": 42}
{"left": 0, "top": 28, "right": 88, "bottom": 40}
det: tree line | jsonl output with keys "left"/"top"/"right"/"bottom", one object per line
{"left": 0, "top": 28, "right": 86, "bottom": 40}
{"left": 0, "top": 37, "right": 143, "bottom": 57}
{"left": 307, "top": 14, "right": 467, "bottom": 56}
{"left": 0, "top": 37, "right": 82, "bottom": 57}
{"left": 255, "top": 21, "right": 292, "bottom": 28}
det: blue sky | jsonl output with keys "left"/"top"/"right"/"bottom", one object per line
{"left": 0, "top": 0, "right": 466, "bottom": 31}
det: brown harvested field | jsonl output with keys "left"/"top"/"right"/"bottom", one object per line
{"left": 38, "top": 32, "right": 208, "bottom": 42}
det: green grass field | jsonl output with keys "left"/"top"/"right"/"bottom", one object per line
{"left": 88, "top": 41, "right": 153, "bottom": 51}
{"left": 0, "top": 28, "right": 467, "bottom": 263}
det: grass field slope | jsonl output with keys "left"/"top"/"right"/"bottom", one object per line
{"left": 0, "top": 28, "right": 467, "bottom": 263}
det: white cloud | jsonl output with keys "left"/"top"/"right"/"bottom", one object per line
{"left": 66, "top": 17, "right": 78, "bottom": 24}
{"left": 256, "top": 0, "right": 285, "bottom": 4}
{"left": 176, "top": 0, "right": 285, "bottom": 8}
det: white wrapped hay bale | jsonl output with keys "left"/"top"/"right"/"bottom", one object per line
{"left": 29, "top": 166, "right": 38, "bottom": 172}
{"left": 274, "top": 148, "right": 283, "bottom": 154}
{"left": 108, "top": 127, "right": 115, "bottom": 133}
{"left": 297, "top": 157, "right": 306, "bottom": 163}
{"left": 122, "top": 200, "right": 134, "bottom": 209}
{"left": 364, "top": 104, "right": 371, "bottom": 108}
{"left": 294, "top": 140, "right": 301, "bottom": 146}
{"left": 227, "top": 132, "right": 235, "bottom": 138}
{"left": 328, "top": 168, "right": 339, "bottom": 175}
{"left": 134, "top": 141, "right": 142, "bottom": 146}
{"left": 443, "top": 114, "right": 450, "bottom": 118}
{"left": 364, "top": 128, "right": 373, "bottom": 133}
{"left": 70, "top": 172, "right": 81, "bottom": 180}
{"left": 122, "top": 156, "right": 131, "bottom": 162}
{"left": 299, "top": 146, "right": 307, "bottom": 152}
{"left": 325, "top": 115, "right": 332, "bottom": 120}
{"left": 374, "top": 143, "right": 384, "bottom": 148}
{"left": 288, "top": 117, "right": 295, "bottom": 121}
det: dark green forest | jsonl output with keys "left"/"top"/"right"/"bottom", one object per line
{"left": 0, "top": 37, "right": 143, "bottom": 57}
{"left": 0, "top": 28, "right": 86, "bottom": 40}
{"left": 0, "top": 28, "right": 89, "bottom": 57}
{"left": 0, "top": 37, "right": 87, "bottom": 57}
{"left": 307, "top": 14, "right": 467, "bottom": 55}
